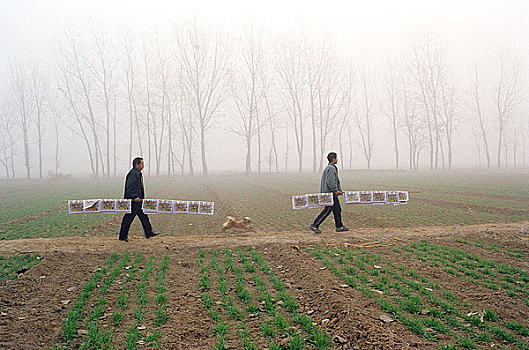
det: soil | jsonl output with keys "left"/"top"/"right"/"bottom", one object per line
{"left": 0, "top": 221, "right": 528, "bottom": 349}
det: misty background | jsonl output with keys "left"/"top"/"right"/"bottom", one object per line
{"left": 0, "top": 0, "right": 528, "bottom": 178}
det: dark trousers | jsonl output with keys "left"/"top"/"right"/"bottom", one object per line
{"left": 119, "top": 201, "right": 153, "bottom": 240}
{"left": 312, "top": 194, "right": 343, "bottom": 228}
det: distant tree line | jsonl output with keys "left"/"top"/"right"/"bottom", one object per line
{"left": 0, "top": 21, "right": 527, "bottom": 178}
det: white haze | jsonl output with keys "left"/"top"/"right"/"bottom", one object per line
{"left": 0, "top": 0, "right": 528, "bottom": 177}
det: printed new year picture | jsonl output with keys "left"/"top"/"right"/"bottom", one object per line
{"left": 116, "top": 199, "right": 132, "bottom": 213}
{"left": 83, "top": 199, "right": 101, "bottom": 213}
{"left": 292, "top": 195, "right": 308, "bottom": 210}
{"left": 142, "top": 199, "right": 158, "bottom": 213}
{"left": 172, "top": 200, "right": 189, "bottom": 214}
{"left": 157, "top": 200, "right": 173, "bottom": 213}
{"left": 68, "top": 200, "right": 84, "bottom": 214}
{"left": 199, "top": 201, "right": 215, "bottom": 215}
{"left": 318, "top": 193, "right": 334, "bottom": 206}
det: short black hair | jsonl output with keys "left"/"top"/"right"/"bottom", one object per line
{"left": 327, "top": 152, "right": 337, "bottom": 162}
{"left": 132, "top": 157, "right": 143, "bottom": 168}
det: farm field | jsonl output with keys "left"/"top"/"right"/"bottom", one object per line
{"left": 1, "top": 171, "right": 529, "bottom": 240}
{"left": 0, "top": 171, "right": 529, "bottom": 349}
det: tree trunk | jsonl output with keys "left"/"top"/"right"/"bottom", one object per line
{"left": 200, "top": 124, "right": 208, "bottom": 175}
{"left": 497, "top": 126, "right": 503, "bottom": 169}
{"left": 37, "top": 111, "right": 43, "bottom": 178}
{"left": 393, "top": 125, "right": 399, "bottom": 170}
{"left": 55, "top": 116, "right": 60, "bottom": 175}
{"left": 285, "top": 129, "right": 289, "bottom": 173}
{"left": 22, "top": 126, "right": 31, "bottom": 178}
{"left": 245, "top": 135, "right": 252, "bottom": 176}
{"left": 348, "top": 128, "right": 353, "bottom": 170}
{"left": 256, "top": 108, "right": 262, "bottom": 174}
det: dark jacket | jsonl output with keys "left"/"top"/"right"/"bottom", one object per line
{"left": 124, "top": 168, "right": 145, "bottom": 199}
{"left": 320, "top": 163, "right": 342, "bottom": 193}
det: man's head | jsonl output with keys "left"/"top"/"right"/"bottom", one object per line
{"left": 327, "top": 152, "right": 338, "bottom": 164}
{"left": 132, "top": 157, "right": 144, "bottom": 171}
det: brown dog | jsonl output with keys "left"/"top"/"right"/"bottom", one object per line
{"left": 222, "top": 216, "right": 253, "bottom": 232}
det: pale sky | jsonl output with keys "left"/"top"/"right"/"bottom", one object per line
{"left": 2, "top": 0, "right": 526, "bottom": 67}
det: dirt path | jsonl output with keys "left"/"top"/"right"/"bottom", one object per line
{"left": 1, "top": 221, "right": 528, "bottom": 255}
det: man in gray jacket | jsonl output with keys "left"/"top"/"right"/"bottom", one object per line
{"left": 310, "top": 152, "right": 349, "bottom": 234}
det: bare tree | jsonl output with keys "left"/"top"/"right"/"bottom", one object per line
{"left": 140, "top": 37, "right": 154, "bottom": 175}
{"left": 90, "top": 24, "right": 117, "bottom": 177}
{"left": 276, "top": 38, "right": 306, "bottom": 172}
{"left": 338, "top": 65, "right": 354, "bottom": 170}
{"left": 28, "top": 61, "right": 48, "bottom": 178}
{"left": 122, "top": 29, "right": 143, "bottom": 163}
{"left": 259, "top": 44, "right": 279, "bottom": 173}
{"left": 151, "top": 34, "right": 171, "bottom": 176}
{"left": 354, "top": 64, "right": 376, "bottom": 170}
{"left": 8, "top": 58, "right": 33, "bottom": 178}
{"left": 57, "top": 27, "right": 106, "bottom": 177}
{"left": 406, "top": 33, "right": 448, "bottom": 170}
{"left": 493, "top": 48, "right": 521, "bottom": 168}
{"left": 174, "top": 20, "right": 230, "bottom": 175}
{"left": 382, "top": 58, "right": 401, "bottom": 170}
{"left": 229, "top": 23, "right": 265, "bottom": 176}
{"left": 49, "top": 103, "right": 61, "bottom": 175}
{"left": 301, "top": 34, "right": 328, "bottom": 173}
{"left": 154, "top": 34, "right": 178, "bottom": 177}
{"left": 174, "top": 79, "right": 195, "bottom": 176}
{"left": 0, "top": 103, "right": 16, "bottom": 178}
{"left": 57, "top": 29, "right": 97, "bottom": 176}
{"left": 262, "top": 82, "right": 279, "bottom": 173}
{"left": 317, "top": 58, "right": 348, "bottom": 171}
{"left": 401, "top": 76, "right": 424, "bottom": 171}
{"left": 470, "top": 64, "right": 492, "bottom": 168}
{"left": 440, "top": 80, "right": 460, "bottom": 170}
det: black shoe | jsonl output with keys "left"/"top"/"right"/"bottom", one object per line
{"left": 336, "top": 226, "right": 349, "bottom": 232}
{"left": 146, "top": 232, "right": 159, "bottom": 239}
{"left": 119, "top": 237, "right": 130, "bottom": 242}
{"left": 309, "top": 224, "right": 321, "bottom": 234}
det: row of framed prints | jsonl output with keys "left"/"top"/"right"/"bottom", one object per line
{"left": 68, "top": 199, "right": 215, "bottom": 215}
{"left": 292, "top": 191, "right": 408, "bottom": 210}
{"left": 292, "top": 193, "right": 334, "bottom": 209}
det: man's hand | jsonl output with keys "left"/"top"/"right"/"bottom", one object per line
{"left": 134, "top": 197, "right": 142, "bottom": 202}
{"left": 335, "top": 191, "right": 343, "bottom": 195}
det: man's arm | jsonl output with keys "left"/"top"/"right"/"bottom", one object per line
{"left": 125, "top": 172, "right": 142, "bottom": 200}
{"left": 325, "top": 168, "right": 340, "bottom": 194}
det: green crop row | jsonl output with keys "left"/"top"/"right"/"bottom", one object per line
{"left": 54, "top": 253, "right": 119, "bottom": 349}
{"left": 198, "top": 246, "right": 329, "bottom": 350}
{"left": 306, "top": 244, "right": 528, "bottom": 349}
{"left": 456, "top": 239, "right": 529, "bottom": 260}
{"left": 126, "top": 256, "right": 156, "bottom": 350}
{"left": 0, "top": 253, "right": 41, "bottom": 285}
{"left": 53, "top": 252, "right": 169, "bottom": 350}
{"left": 401, "top": 241, "right": 529, "bottom": 307}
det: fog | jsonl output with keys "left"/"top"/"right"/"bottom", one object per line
{"left": 1, "top": 0, "right": 528, "bottom": 178}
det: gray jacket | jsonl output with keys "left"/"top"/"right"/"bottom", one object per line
{"left": 320, "top": 163, "right": 342, "bottom": 193}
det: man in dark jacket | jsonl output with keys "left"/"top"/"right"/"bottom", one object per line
{"left": 118, "top": 157, "right": 159, "bottom": 242}
{"left": 310, "top": 152, "right": 349, "bottom": 234}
